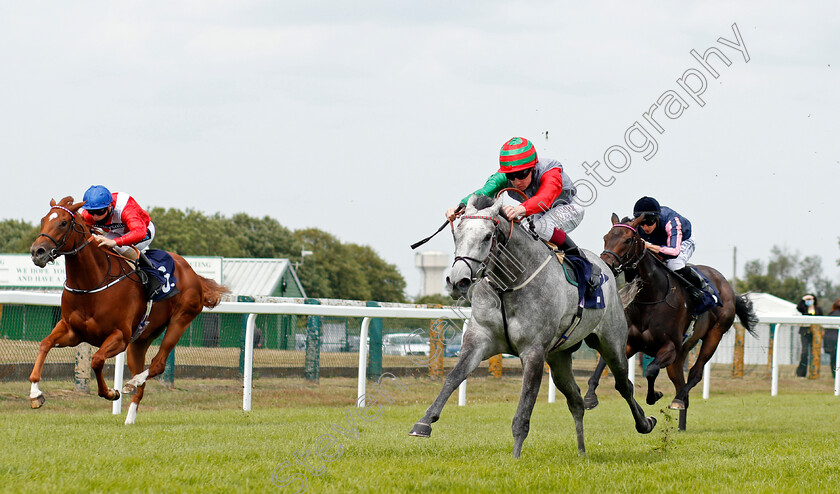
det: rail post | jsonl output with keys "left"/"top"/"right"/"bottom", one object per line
{"left": 808, "top": 324, "right": 822, "bottom": 379}
{"left": 489, "top": 354, "right": 503, "bottom": 378}
{"left": 429, "top": 315, "right": 444, "bottom": 379}
{"left": 365, "top": 301, "right": 383, "bottom": 380}
{"left": 766, "top": 323, "right": 776, "bottom": 378}
{"left": 731, "top": 322, "right": 745, "bottom": 378}
{"left": 304, "top": 298, "right": 321, "bottom": 383}
{"left": 238, "top": 295, "right": 255, "bottom": 377}
{"left": 162, "top": 350, "right": 175, "bottom": 387}
{"left": 73, "top": 343, "right": 91, "bottom": 394}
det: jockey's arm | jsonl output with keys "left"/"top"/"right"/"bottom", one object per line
{"left": 459, "top": 172, "right": 508, "bottom": 206}
{"left": 657, "top": 217, "right": 683, "bottom": 258}
{"left": 520, "top": 168, "right": 562, "bottom": 216}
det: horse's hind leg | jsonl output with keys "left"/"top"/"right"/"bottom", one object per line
{"left": 511, "top": 347, "right": 546, "bottom": 458}
{"left": 124, "top": 341, "right": 151, "bottom": 425}
{"left": 125, "top": 314, "right": 193, "bottom": 392}
{"left": 28, "top": 320, "right": 80, "bottom": 408}
{"left": 410, "top": 332, "right": 498, "bottom": 438}
{"left": 91, "top": 330, "right": 129, "bottom": 401}
{"left": 547, "top": 349, "right": 586, "bottom": 455}
{"left": 583, "top": 356, "right": 607, "bottom": 410}
{"left": 671, "top": 328, "right": 724, "bottom": 410}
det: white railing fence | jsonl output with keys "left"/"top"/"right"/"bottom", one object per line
{"left": 1, "top": 291, "right": 838, "bottom": 416}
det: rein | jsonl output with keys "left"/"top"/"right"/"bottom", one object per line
{"left": 37, "top": 206, "right": 93, "bottom": 262}
{"left": 454, "top": 208, "right": 555, "bottom": 355}
{"left": 603, "top": 223, "right": 681, "bottom": 308}
{"left": 39, "top": 205, "right": 144, "bottom": 294}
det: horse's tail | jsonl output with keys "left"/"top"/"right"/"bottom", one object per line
{"left": 619, "top": 277, "right": 643, "bottom": 309}
{"left": 735, "top": 293, "right": 760, "bottom": 337}
{"left": 199, "top": 276, "right": 230, "bottom": 309}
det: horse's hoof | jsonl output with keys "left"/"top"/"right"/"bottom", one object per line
{"left": 668, "top": 399, "right": 686, "bottom": 410}
{"left": 30, "top": 395, "right": 45, "bottom": 409}
{"left": 647, "top": 416, "right": 657, "bottom": 433}
{"left": 409, "top": 422, "right": 432, "bottom": 438}
{"left": 122, "top": 383, "right": 137, "bottom": 395}
{"left": 110, "top": 390, "right": 121, "bottom": 402}
{"left": 646, "top": 391, "right": 663, "bottom": 405}
{"left": 583, "top": 395, "right": 599, "bottom": 410}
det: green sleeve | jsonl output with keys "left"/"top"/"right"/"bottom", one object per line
{"left": 460, "top": 173, "right": 508, "bottom": 205}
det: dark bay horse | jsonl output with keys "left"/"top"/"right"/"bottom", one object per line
{"left": 28, "top": 197, "right": 228, "bottom": 424}
{"left": 584, "top": 214, "right": 758, "bottom": 427}
{"left": 410, "top": 195, "right": 655, "bottom": 457}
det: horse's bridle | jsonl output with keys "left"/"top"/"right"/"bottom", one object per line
{"left": 38, "top": 205, "right": 144, "bottom": 294}
{"left": 450, "top": 214, "right": 507, "bottom": 281}
{"left": 601, "top": 223, "right": 646, "bottom": 274}
{"left": 37, "top": 206, "right": 92, "bottom": 263}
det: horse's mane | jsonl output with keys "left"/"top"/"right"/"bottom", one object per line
{"left": 472, "top": 194, "right": 496, "bottom": 211}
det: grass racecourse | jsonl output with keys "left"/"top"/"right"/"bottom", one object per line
{"left": 1, "top": 368, "right": 838, "bottom": 493}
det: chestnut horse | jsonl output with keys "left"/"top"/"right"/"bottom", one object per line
{"left": 584, "top": 214, "right": 758, "bottom": 429}
{"left": 28, "top": 197, "right": 228, "bottom": 424}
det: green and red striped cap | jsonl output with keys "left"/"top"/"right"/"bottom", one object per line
{"left": 498, "top": 137, "right": 537, "bottom": 173}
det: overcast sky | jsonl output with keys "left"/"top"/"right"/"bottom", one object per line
{"left": 2, "top": 1, "right": 838, "bottom": 298}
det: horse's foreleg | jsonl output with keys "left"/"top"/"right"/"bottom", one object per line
{"left": 671, "top": 329, "right": 724, "bottom": 410}
{"left": 583, "top": 357, "right": 607, "bottom": 410}
{"left": 28, "top": 320, "right": 79, "bottom": 409}
{"left": 511, "top": 347, "right": 545, "bottom": 458}
{"left": 547, "top": 349, "right": 587, "bottom": 455}
{"left": 91, "top": 330, "right": 129, "bottom": 401}
{"left": 597, "top": 338, "right": 657, "bottom": 436}
{"left": 409, "top": 336, "right": 494, "bottom": 438}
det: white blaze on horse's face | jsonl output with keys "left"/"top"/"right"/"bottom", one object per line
{"left": 48, "top": 212, "right": 58, "bottom": 221}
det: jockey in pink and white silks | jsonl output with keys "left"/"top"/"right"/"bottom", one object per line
{"left": 633, "top": 195, "right": 718, "bottom": 305}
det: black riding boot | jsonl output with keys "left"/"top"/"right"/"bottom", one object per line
{"left": 559, "top": 236, "right": 601, "bottom": 297}
{"left": 676, "top": 266, "right": 714, "bottom": 305}
{"left": 138, "top": 251, "right": 163, "bottom": 300}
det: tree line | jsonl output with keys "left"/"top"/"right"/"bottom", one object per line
{"left": 0, "top": 209, "right": 407, "bottom": 303}
{"left": 736, "top": 245, "right": 840, "bottom": 310}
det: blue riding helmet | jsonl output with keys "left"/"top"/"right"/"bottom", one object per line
{"left": 83, "top": 185, "right": 113, "bottom": 210}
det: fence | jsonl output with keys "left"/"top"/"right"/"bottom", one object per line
{"left": 1, "top": 291, "right": 838, "bottom": 414}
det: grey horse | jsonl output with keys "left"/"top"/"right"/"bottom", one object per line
{"left": 409, "top": 194, "right": 656, "bottom": 457}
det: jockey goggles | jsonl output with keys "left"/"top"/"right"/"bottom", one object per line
{"left": 505, "top": 168, "right": 533, "bottom": 181}
{"left": 635, "top": 213, "right": 658, "bottom": 226}
{"left": 87, "top": 207, "right": 109, "bottom": 217}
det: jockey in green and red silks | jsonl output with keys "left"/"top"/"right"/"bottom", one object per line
{"left": 445, "top": 137, "right": 585, "bottom": 252}
{"left": 443, "top": 137, "right": 600, "bottom": 295}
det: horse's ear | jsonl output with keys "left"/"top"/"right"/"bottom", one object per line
{"left": 489, "top": 196, "right": 504, "bottom": 216}
{"left": 611, "top": 213, "right": 619, "bottom": 225}
{"left": 70, "top": 201, "right": 85, "bottom": 213}
{"left": 50, "top": 198, "right": 57, "bottom": 207}
{"left": 465, "top": 195, "right": 478, "bottom": 215}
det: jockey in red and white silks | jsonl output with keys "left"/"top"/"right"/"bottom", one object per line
{"left": 80, "top": 185, "right": 155, "bottom": 256}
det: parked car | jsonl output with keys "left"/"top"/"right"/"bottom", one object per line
{"left": 444, "top": 332, "right": 462, "bottom": 357}
{"left": 382, "top": 333, "right": 430, "bottom": 356}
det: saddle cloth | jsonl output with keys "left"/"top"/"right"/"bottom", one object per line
{"left": 561, "top": 254, "right": 608, "bottom": 309}
{"left": 142, "top": 249, "right": 178, "bottom": 302}
{"left": 690, "top": 267, "right": 722, "bottom": 316}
